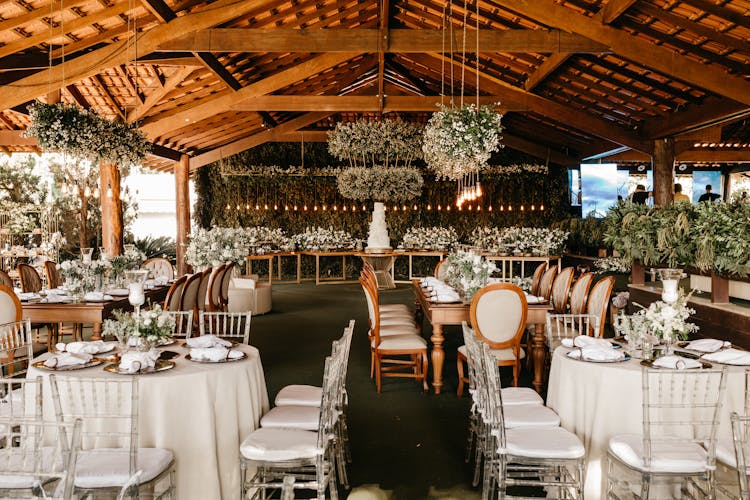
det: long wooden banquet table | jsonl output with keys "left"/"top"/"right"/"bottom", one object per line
{"left": 21, "top": 285, "right": 169, "bottom": 341}
{"left": 548, "top": 346, "right": 746, "bottom": 498}
{"left": 28, "top": 343, "right": 269, "bottom": 500}
{"left": 412, "top": 280, "right": 551, "bottom": 395}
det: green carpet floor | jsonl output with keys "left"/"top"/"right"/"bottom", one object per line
{"left": 250, "top": 282, "right": 539, "bottom": 499}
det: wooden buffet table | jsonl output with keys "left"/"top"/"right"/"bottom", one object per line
{"left": 413, "top": 280, "right": 551, "bottom": 394}
{"left": 21, "top": 285, "right": 169, "bottom": 340}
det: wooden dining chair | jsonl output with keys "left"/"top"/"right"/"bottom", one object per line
{"left": 163, "top": 274, "right": 187, "bottom": 311}
{"left": 434, "top": 259, "right": 449, "bottom": 281}
{"left": 195, "top": 267, "right": 213, "bottom": 318}
{"left": 141, "top": 257, "right": 175, "bottom": 281}
{"left": 585, "top": 276, "right": 616, "bottom": 337}
{"left": 457, "top": 283, "right": 528, "bottom": 395}
{"left": 0, "top": 269, "right": 12, "bottom": 289}
{"left": 207, "top": 264, "right": 227, "bottom": 312}
{"left": 179, "top": 272, "right": 202, "bottom": 315}
{"left": 537, "top": 266, "right": 558, "bottom": 302}
{"left": 530, "top": 262, "right": 547, "bottom": 296}
{"left": 44, "top": 260, "right": 62, "bottom": 288}
{"left": 17, "top": 263, "right": 42, "bottom": 293}
{"left": 0, "top": 284, "right": 22, "bottom": 325}
{"left": 550, "top": 267, "right": 575, "bottom": 314}
{"left": 568, "top": 272, "right": 594, "bottom": 315}
{"left": 219, "top": 262, "right": 236, "bottom": 311}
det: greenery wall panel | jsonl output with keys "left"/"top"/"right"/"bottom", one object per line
{"left": 195, "top": 143, "right": 571, "bottom": 242}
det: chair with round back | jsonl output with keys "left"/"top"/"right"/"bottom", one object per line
{"left": 207, "top": 264, "right": 228, "bottom": 312}
{"left": 196, "top": 268, "right": 213, "bottom": 314}
{"left": 0, "top": 269, "right": 12, "bottom": 289}
{"left": 141, "top": 257, "right": 175, "bottom": 281}
{"left": 16, "top": 264, "right": 42, "bottom": 293}
{"left": 585, "top": 276, "right": 616, "bottom": 337}
{"left": 530, "top": 262, "right": 547, "bottom": 296}
{"left": 434, "top": 259, "right": 449, "bottom": 281}
{"left": 163, "top": 274, "right": 187, "bottom": 312}
{"left": 220, "top": 262, "right": 237, "bottom": 311}
{"left": 457, "top": 283, "right": 528, "bottom": 394}
{"left": 569, "top": 272, "right": 594, "bottom": 315}
{"left": 550, "top": 267, "right": 575, "bottom": 314}
{"left": 537, "top": 266, "right": 558, "bottom": 301}
{"left": 0, "top": 284, "right": 22, "bottom": 325}
{"left": 180, "top": 272, "right": 202, "bottom": 314}
{"left": 44, "top": 260, "right": 62, "bottom": 289}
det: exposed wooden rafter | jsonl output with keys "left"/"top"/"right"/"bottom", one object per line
{"left": 232, "top": 95, "right": 527, "bottom": 112}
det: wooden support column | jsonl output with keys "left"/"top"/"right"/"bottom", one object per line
{"left": 652, "top": 137, "right": 675, "bottom": 206}
{"left": 175, "top": 154, "right": 191, "bottom": 275}
{"left": 99, "top": 161, "right": 123, "bottom": 255}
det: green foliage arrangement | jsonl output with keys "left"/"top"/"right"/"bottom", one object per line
{"left": 551, "top": 216, "right": 607, "bottom": 255}
{"left": 25, "top": 102, "right": 149, "bottom": 167}
{"left": 134, "top": 236, "right": 176, "bottom": 260}
{"left": 604, "top": 201, "right": 750, "bottom": 277}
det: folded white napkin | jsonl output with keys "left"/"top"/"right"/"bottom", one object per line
{"left": 685, "top": 338, "right": 731, "bottom": 353}
{"left": 186, "top": 335, "right": 233, "bottom": 348}
{"left": 525, "top": 295, "right": 543, "bottom": 304}
{"left": 701, "top": 348, "right": 750, "bottom": 366}
{"left": 155, "top": 276, "right": 169, "bottom": 285}
{"left": 43, "top": 352, "right": 93, "bottom": 368}
{"left": 46, "top": 288, "right": 66, "bottom": 295}
{"left": 56, "top": 341, "right": 116, "bottom": 355}
{"left": 652, "top": 355, "right": 702, "bottom": 370}
{"left": 17, "top": 292, "right": 40, "bottom": 301}
{"left": 190, "top": 347, "right": 243, "bottom": 362}
{"left": 105, "top": 288, "right": 129, "bottom": 296}
{"left": 83, "top": 291, "right": 113, "bottom": 302}
{"left": 431, "top": 291, "right": 461, "bottom": 303}
{"left": 42, "top": 294, "right": 68, "bottom": 303}
{"left": 119, "top": 350, "right": 159, "bottom": 373}
{"left": 562, "top": 336, "right": 613, "bottom": 350}
{"left": 567, "top": 346, "right": 625, "bottom": 362}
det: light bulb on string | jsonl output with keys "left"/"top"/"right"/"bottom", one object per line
{"left": 413, "top": 204, "right": 417, "bottom": 211}
{"left": 540, "top": 204, "right": 545, "bottom": 211}
{"left": 499, "top": 205, "right": 504, "bottom": 211}
{"left": 362, "top": 204, "right": 366, "bottom": 211}
{"left": 531, "top": 204, "right": 535, "bottom": 211}
{"left": 343, "top": 205, "right": 347, "bottom": 211}
{"left": 508, "top": 205, "right": 512, "bottom": 211}
{"left": 285, "top": 205, "right": 289, "bottom": 211}
{"left": 488, "top": 205, "right": 492, "bottom": 212}
{"left": 322, "top": 205, "right": 327, "bottom": 211}
{"left": 93, "top": 188, "right": 99, "bottom": 198}
{"left": 226, "top": 203, "right": 230, "bottom": 210}
{"left": 314, "top": 205, "right": 318, "bottom": 211}
{"left": 332, "top": 204, "right": 337, "bottom": 211}
{"left": 520, "top": 205, "right": 524, "bottom": 211}
{"left": 303, "top": 205, "right": 308, "bottom": 211}
{"left": 294, "top": 205, "right": 298, "bottom": 211}
{"left": 236, "top": 204, "right": 241, "bottom": 211}
{"left": 402, "top": 205, "right": 407, "bottom": 212}
{"left": 467, "top": 205, "right": 472, "bottom": 211}
{"left": 427, "top": 204, "right": 431, "bottom": 211}
{"left": 477, "top": 205, "right": 481, "bottom": 212}
{"left": 437, "top": 204, "right": 441, "bottom": 211}
{"left": 84, "top": 186, "right": 91, "bottom": 197}
{"left": 352, "top": 205, "right": 356, "bottom": 212}
{"left": 446, "top": 205, "right": 451, "bottom": 212}
{"left": 264, "top": 203, "right": 268, "bottom": 210}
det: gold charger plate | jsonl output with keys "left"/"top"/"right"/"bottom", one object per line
{"left": 103, "top": 359, "right": 176, "bottom": 375}
{"left": 185, "top": 351, "right": 247, "bottom": 363}
{"left": 33, "top": 357, "right": 103, "bottom": 371}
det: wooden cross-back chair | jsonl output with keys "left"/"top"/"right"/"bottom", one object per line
{"left": 550, "top": 266, "right": 575, "bottom": 314}
{"left": 569, "top": 272, "right": 594, "bottom": 315}
{"left": 0, "top": 269, "right": 12, "bottom": 289}
{"left": 163, "top": 274, "right": 187, "bottom": 312}
{"left": 16, "top": 263, "right": 42, "bottom": 293}
{"left": 530, "top": 262, "right": 547, "bottom": 296}
{"left": 44, "top": 261, "right": 63, "bottom": 289}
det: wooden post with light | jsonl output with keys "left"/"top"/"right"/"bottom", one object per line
{"left": 176, "top": 154, "right": 191, "bottom": 275}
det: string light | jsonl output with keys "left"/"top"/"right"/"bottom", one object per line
{"left": 246, "top": 203, "right": 250, "bottom": 210}
{"left": 508, "top": 205, "right": 512, "bottom": 211}
{"left": 303, "top": 204, "right": 308, "bottom": 211}
{"left": 285, "top": 205, "right": 289, "bottom": 211}
{"left": 446, "top": 205, "right": 451, "bottom": 212}
{"left": 427, "top": 204, "right": 432, "bottom": 211}
{"left": 476, "top": 205, "right": 481, "bottom": 211}
{"left": 256, "top": 204, "right": 260, "bottom": 210}
{"left": 225, "top": 203, "right": 230, "bottom": 210}
{"left": 314, "top": 205, "right": 318, "bottom": 211}
{"left": 413, "top": 204, "right": 417, "bottom": 211}
{"left": 273, "top": 204, "right": 278, "bottom": 210}
{"left": 402, "top": 205, "right": 407, "bottom": 212}
{"left": 333, "top": 204, "right": 337, "bottom": 211}
{"left": 488, "top": 205, "right": 492, "bottom": 212}
{"left": 499, "top": 205, "right": 504, "bottom": 211}
{"left": 437, "top": 204, "right": 441, "bottom": 211}
{"left": 236, "top": 204, "right": 241, "bottom": 211}
{"left": 343, "top": 205, "right": 347, "bottom": 211}
{"left": 467, "top": 205, "right": 472, "bottom": 211}
{"left": 531, "top": 204, "right": 535, "bottom": 211}
{"left": 540, "top": 204, "right": 545, "bottom": 211}
{"left": 294, "top": 205, "right": 298, "bottom": 211}
{"left": 264, "top": 204, "right": 268, "bottom": 210}
{"left": 322, "top": 205, "right": 327, "bottom": 211}
{"left": 352, "top": 205, "right": 356, "bottom": 212}
{"left": 520, "top": 205, "right": 525, "bottom": 211}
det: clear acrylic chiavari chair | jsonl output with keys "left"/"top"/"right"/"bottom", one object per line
{"left": 48, "top": 375, "right": 175, "bottom": 499}
{"left": 545, "top": 313, "right": 600, "bottom": 353}
{"left": 198, "top": 310, "right": 252, "bottom": 344}
{"left": 716, "top": 368, "right": 750, "bottom": 499}
{"left": 0, "top": 319, "right": 34, "bottom": 378}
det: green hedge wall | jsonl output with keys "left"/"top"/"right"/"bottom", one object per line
{"left": 194, "top": 143, "right": 571, "bottom": 242}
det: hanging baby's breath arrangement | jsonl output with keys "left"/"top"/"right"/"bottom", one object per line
{"left": 25, "top": 102, "right": 149, "bottom": 168}
{"left": 422, "top": 103, "right": 504, "bottom": 181}
{"left": 328, "top": 119, "right": 424, "bottom": 202}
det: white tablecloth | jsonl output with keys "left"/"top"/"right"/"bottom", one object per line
{"left": 547, "top": 346, "right": 746, "bottom": 499}
{"left": 28, "top": 344, "right": 269, "bottom": 500}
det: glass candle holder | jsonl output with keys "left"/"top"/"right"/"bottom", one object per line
{"left": 657, "top": 268, "right": 682, "bottom": 304}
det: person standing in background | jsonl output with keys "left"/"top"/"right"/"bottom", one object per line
{"left": 698, "top": 184, "right": 721, "bottom": 203}
{"left": 673, "top": 183, "right": 690, "bottom": 203}
{"left": 630, "top": 184, "right": 650, "bottom": 204}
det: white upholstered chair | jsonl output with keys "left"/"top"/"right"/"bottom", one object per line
{"left": 141, "top": 257, "right": 175, "bottom": 281}
{"left": 0, "top": 284, "right": 21, "bottom": 325}
{"left": 227, "top": 277, "right": 272, "bottom": 315}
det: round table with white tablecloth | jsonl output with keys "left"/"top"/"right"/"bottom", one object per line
{"left": 547, "top": 346, "right": 746, "bottom": 499}
{"left": 28, "top": 343, "right": 270, "bottom": 500}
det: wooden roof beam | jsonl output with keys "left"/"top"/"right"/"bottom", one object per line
{"left": 232, "top": 95, "right": 527, "bottom": 112}
{"left": 377, "top": 0, "right": 390, "bottom": 114}
{"left": 155, "top": 29, "right": 610, "bottom": 53}
{"left": 645, "top": 97, "right": 750, "bottom": 138}
{"left": 523, "top": 0, "right": 635, "bottom": 91}
{"left": 127, "top": 66, "right": 193, "bottom": 122}
{"left": 492, "top": 0, "right": 750, "bottom": 106}
{"left": 0, "top": 0, "right": 87, "bottom": 34}
{"left": 502, "top": 133, "right": 580, "bottom": 167}
{"left": 1, "top": 0, "right": 272, "bottom": 110}
{"left": 92, "top": 74, "right": 125, "bottom": 119}
{"left": 139, "top": 51, "right": 359, "bottom": 139}
{"left": 189, "top": 112, "right": 332, "bottom": 170}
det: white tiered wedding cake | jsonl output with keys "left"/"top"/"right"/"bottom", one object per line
{"left": 366, "top": 202, "right": 391, "bottom": 253}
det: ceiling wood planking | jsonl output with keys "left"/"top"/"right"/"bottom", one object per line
{"left": 0, "top": 0, "right": 273, "bottom": 109}
{"left": 231, "top": 95, "right": 528, "bottom": 112}
{"left": 645, "top": 97, "right": 750, "bottom": 138}
{"left": 127, "top": 66, "right": 194, "bottom": 122}
{"left": 154, "top": 28, "right": 611, "bottom": 53}
{"left": 0, "top": 0, "right": 88, "bottom": 33}
{"left": 139, "top": 52, "right": 360, "bottom": 139}
{"left": 491, "top": 0, "right": 750, "bottom": 106}
{"left": 599, "top": 0, "right": 640, "bottom": 25}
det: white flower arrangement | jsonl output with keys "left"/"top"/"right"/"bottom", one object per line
{"left": 444, "top": 250, "right": 497, "bottom": 300}
{"left": 245, "top": 226, "right": 292, "bottom": 253}
{"left": 611, "top": 291, "right": 630, "bottom": 309}
{"left": 500, "top": 227, "right": 568, "bottom": 255}
{"left": 103, "top": 304, "right": 175, "bottom": 345}
{"left": 291, "top": 227, "right": 355, "bottom": 251}
{"left": 401, "top": 226, "right": 458, "bottom": 251}
{"left": 470, "top": 226, "right": 504, "bottom": 252}
{"left": 483, "top": 164, "right": 549, "bottom": 176}
{"left": 336, "top": 166, "right": 423, "bottom": 202}
{"left": 631, "top": 290, "right": 699, "bottom": 344}
{"left": 185, "top": 227, "right": 250, "bottom": 269}
{"left": 25, "top": 102, "right": 149, "bottom": 167}
{"left": 422, "top": 104, "right": 504, "bottom": 181}
{"left": 510, "top": 275, "right": 533, "bottom": 293}
{"left": 328, "top": 119, "right": 423, "bottom": 168}
{"left": 58, "top": 259, "right": 98, "bottom": 294}
{"left": 594, "top": 256, "right": 631, "bottom": 274}
{"left": 39, "top": 232, "right": 66, "bottom": 255}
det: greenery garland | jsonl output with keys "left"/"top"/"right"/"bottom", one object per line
{"left": 25, "top": 102, "right": 149, "bottom": 167}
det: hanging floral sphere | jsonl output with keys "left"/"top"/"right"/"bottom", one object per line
{"left": 422, "top": 103, "right": 504, "bottom": 181}
{"left": 25, "top": 102, "right": 150, "bottom": 168}
{"left": 336, "top": 166, "right": 423, "bottom": 202}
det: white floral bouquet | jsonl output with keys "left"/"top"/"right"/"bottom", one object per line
{"left": 500, "top": 227, "right": 568, "bottom": 255}
{"left": 58, "top": 260, "right": 95, "bottom": 294}
{"left": 633, "top": 290, "right": 699, "bottom": 343}
{"left": 470, "top": 226, "right": 504, "bottom": 252}
{"left": 186, "top": 227, "right": 250, "bottom": 269}
{"left": 103, "top": 304, "right": 175, "bottom": 346}
{"left": 422, "top": 104, "right": 503, "bottom": 181}
{"left": 110, "top": 246, "right": 147, "bottom": 280}
{"left": 337, "top": 166, "right": 423, "bottom": 202}
{"left": 594, "top": 256, "right": 631, "bottom": 274}
{"left": 291, "top": 227, "right": 355, "bottom": 251}
{"left": 510, "top": 276, "right": 533, "bottom": 293}
{"left": 328, "top": 119, "right": 423, "bottom": 168}
{"left": 401, "top": 226, "right": 458, "bottom": 251}
{"left": 245, "top": 226, "right": 292, "bottom": 253}
{"left": 40, "top": 232, "right": 66, "bottom": 255}
{"left": 444, "top": 250, "right": 497, "bottom": 300}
